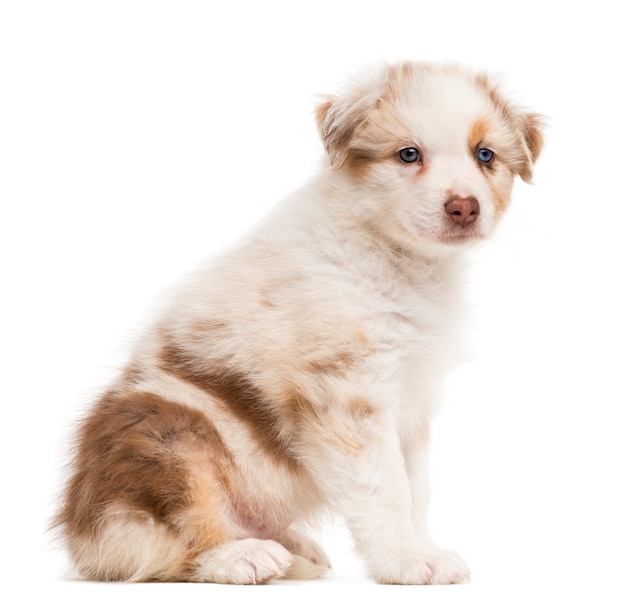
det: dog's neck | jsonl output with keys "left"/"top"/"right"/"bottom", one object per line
{"left": 257, "top": 170, "right": 467, "bottom": 296}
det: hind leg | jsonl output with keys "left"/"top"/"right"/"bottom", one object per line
{"left": 58, "top": 391, "right": 237, "bottom": 581}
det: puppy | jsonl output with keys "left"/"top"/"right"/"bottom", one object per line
{"left": 56, "top": 61, "right": 543, "bottom": 584}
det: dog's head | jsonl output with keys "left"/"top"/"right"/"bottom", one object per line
{"left": 316, "top": 62, "right": 544, "bottom": 254}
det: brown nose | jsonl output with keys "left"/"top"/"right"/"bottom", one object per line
{"left": 444, "top": 196, "right": 480, "bottom": 226}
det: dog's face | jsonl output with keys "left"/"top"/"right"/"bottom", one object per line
{"left": 316, "top": 62, "right": 544, "bottom": 254}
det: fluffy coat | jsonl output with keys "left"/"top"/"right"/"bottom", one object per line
{"left": 56, "top": 61, "right": 544, "bottom": 584}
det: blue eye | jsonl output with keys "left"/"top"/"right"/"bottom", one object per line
{"left": 399, "top": 147, "right": 420, "bottom": 163}
{"left": 477, "top": 148, "right": 494, "bottom": 164}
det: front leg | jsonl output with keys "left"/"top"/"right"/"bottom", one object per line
{"left": 403, "top": 425, "right": 470, "bottom": 584}
{"left": 404, "top": 425, "right": 435, "bottom": 542}
{"left": 301, "top": 398, "right": 468, "bottom": 584}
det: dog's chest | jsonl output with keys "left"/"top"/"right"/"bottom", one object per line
{"left": 337, "top": 253, "right": 460, "bottom": 382}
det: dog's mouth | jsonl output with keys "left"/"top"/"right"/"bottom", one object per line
{"left": 436, "top": 223, "right": 484, "bottom": 245}
{"left": 400, "top": 217, "right": 485, "bottom": 250}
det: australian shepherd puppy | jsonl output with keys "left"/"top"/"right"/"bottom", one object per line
{"left": 56, "top": 61, "right": 543, "bottom": 585}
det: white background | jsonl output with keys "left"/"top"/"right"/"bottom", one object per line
{"left": 1, "top": 1, "right": 625, "bottom": 600}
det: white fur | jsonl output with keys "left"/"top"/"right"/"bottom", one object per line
{"left": 58, "top": 61, "right": 543, "bottom": 584}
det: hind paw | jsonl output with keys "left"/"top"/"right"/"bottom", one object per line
{"left": 193, "top": 538, "right": 293, "bottom": 584}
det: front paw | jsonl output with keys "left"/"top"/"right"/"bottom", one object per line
{"left": 277, "top": 527, "right": 331, "bottom": 579}
{"left": 370, "top": 547, "right": 470, "bottom": 585}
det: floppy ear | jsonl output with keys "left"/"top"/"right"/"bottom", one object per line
{"left": 315, "top": 92, "right": 373, "bottom": 169}
{"left": 516, "top": 112, "right": 546, "bottom": 183}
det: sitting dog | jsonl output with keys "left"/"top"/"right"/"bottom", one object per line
{"left": 56, "top": 61, "right": 543, "bottom": 584}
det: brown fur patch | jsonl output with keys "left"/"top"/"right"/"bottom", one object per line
{"left": 348, "top": 396, "right": 376, "bottom": 420}
{"left": 316, "top": 97, "right": 371, "bottom": 169}
{"left": 120, "top": 362, "right": 144, "bottom": 384}
{"left": 521, "top": 113, "right": 545, "bottom": 162}
{"left": 159, "top": 339, "right": 299, "bottom": 470}
{"left": 345, "top": 103, "right": 417, "bottom": 179}
{"left": 186, "top": 319, "right": 231, "bottom": 346}
{"left": 517, "top": 112, "right": 545, "bottom": 182}
{"left": 287, "top": 392, "right": 377, "bottom": 458}
{"left": 57, "top": 390, "right": 234, "bottom": 580}
{"left": 474, "top": 73, "right": 544, "bottom": 182}
{"left": 467, "top": 116, "right": 513, "bottom": 216}
{"left": 305, "top": 350, "right": 358, "bottom": 376}
{"left": 57, "top": 390, "right": 232, "bottom": 542}
{"left": 469, "top": 118, "right": 489, "bottom": 151}
{"left": 345, "top": 138, "right": 413, "bottom": 179}
{"left": 303, "top": 325, "right": 374, "bottom": 376}
{"left": 475, "top": 72, "right": 516, "bottom": 124}
{"left": 317, "top": 63, "right": 418, "bottom": 175}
